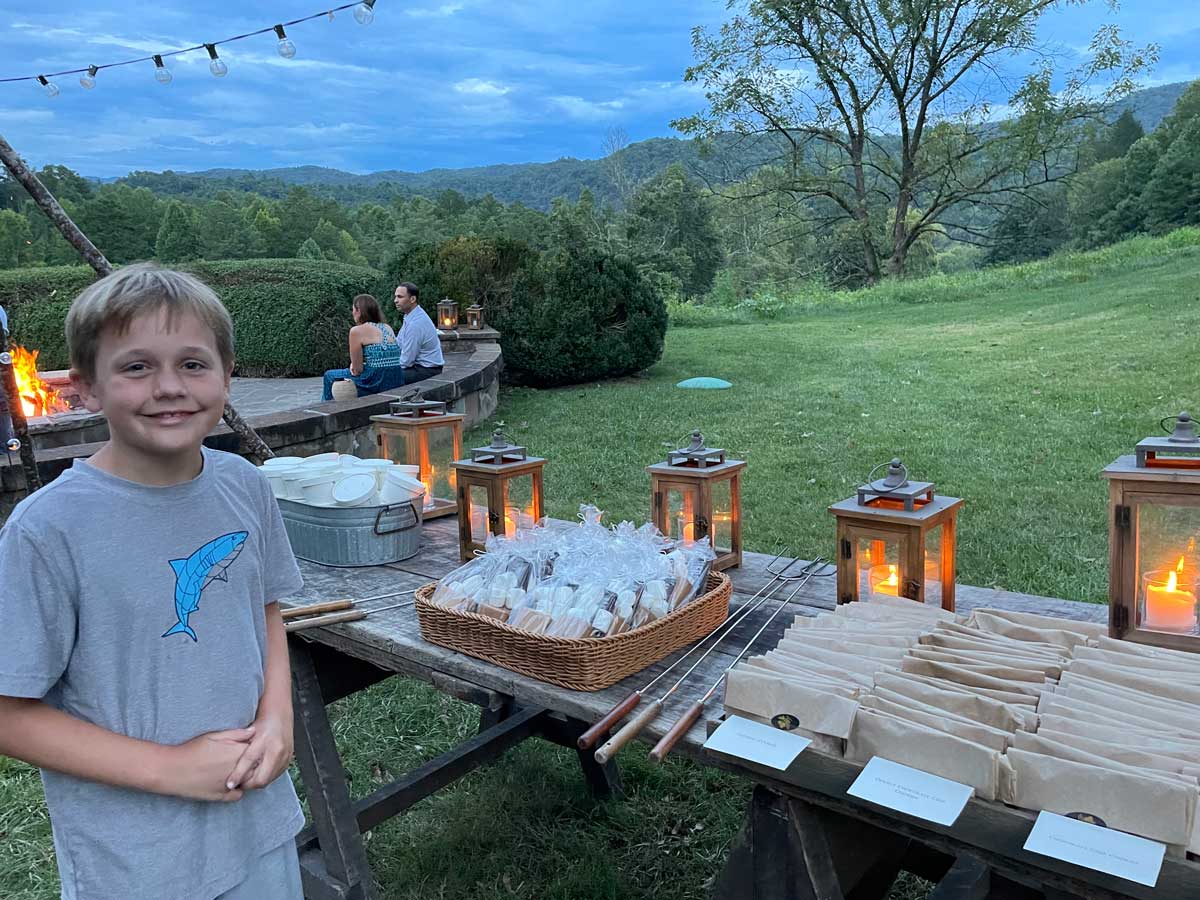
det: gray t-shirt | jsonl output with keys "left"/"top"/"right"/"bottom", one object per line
{"left": 0, "top": 448, "right": 305, "bottom": 900}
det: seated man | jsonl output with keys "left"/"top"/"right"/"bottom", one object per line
{"left": 392, "top": 282, "right": 445, "bottom": 385}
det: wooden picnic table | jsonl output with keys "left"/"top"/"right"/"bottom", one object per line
{"left": 283, "top": 516, "right": 1198, "bottom": 900}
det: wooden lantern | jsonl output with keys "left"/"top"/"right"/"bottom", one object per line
{"left": 1104, "top": 412, "right": 1200, "bottom": 651}
{"left": 465, "top": 303, "right": 484, "bottom": 330}
{"left": 828, "top": 458, "right": 962, "bottom": 611}
{"left": 370, "top": 396, "right": 463, "bottom": 519}
{"left": 450, "top": 429, "right": 546, "bottom": 560}
{"left": 436, "top": 298, "right": 459, "bottom": 330}
{"left": 647, "top": 430, "right": 745, "bottom": 571}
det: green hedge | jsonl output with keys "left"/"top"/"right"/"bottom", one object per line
{"left": 387, "top": 239, "right": 667, "bottom": 386}
{"left": 0, "top": 259, "right": 387, "bottom": 376}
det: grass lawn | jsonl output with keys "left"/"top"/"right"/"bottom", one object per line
{"left": 3, "top": 232, "right": 1199, "bottom": 898}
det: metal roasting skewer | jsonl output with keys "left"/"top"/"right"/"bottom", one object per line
{"left": 592, "top": 556, "right": 829, "bottom": 765}
{"left": 282, "top": 589, "right": 420, "bottom": 633}
{"left": 647, "top": 558, "right": 835, "bottom": 764}
{"left": 576, "top": 549, "right": 803, "bottom": 751}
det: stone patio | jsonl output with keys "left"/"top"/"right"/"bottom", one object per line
{"left": 229, "top": 377, "right": 325, "bottom": 417}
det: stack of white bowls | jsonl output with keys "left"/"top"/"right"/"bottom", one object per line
{"left": 260, "top": 453, "right": 428, "bottom": 509}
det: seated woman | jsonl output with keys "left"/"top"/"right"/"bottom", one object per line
{"left": 321, "top": 294, "right": 406, "bottom": 401}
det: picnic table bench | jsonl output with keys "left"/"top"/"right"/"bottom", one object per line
{"left": 283, "top": 517, "right": 1199, "bottom": 900}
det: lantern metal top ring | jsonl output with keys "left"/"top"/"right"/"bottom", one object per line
{"left": 856, "top": 457, "right": 934, "bottom": 511}
{"left": 666, "top": 429, "right": 727, "bottom": 468}
{"left": 1138, "top": 411, "right": 1200, "bottom": 468}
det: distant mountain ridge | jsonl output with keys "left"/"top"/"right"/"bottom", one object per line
{"left": 109, "top": 81, "right": 1193, "bottom": 210}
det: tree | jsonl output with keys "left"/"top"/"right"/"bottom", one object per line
{"left": 1093, "top": 109, "right": 1145, "bottom": 162}
{"left": 0, "top": 208, "right": 32, "bottom": 268}
{"left": 625, "top": 164, "right": 723, "bottom": 297}
{"left": 675, "top": 1, "right": 1153, "bottom": 282}
{"left": 309, "top": 219, "right": 368, "bottom": 267}
{"left": 296, "top": 237, "right": 324, "bottom": 259}
{"left": 155, "top": 201, "right": 201, "bottom": 262}
{"left": 1143, "top": 118, "right": 1200, "bottom": 233}
{"left": 75, "top": 184, "right": 162, "bottom": 263}
{"left": 985, "top": 187, "right": 1070, "bottom": 264}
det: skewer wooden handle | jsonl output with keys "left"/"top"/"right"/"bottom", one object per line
{"left": 594, "top": 699, "right": 663, "bottom": 765}
{"left": 649, "top": 701, "right": 704, "bottom": 764}
{"left": 284, "top": 609, "right": 367, "bottom": 632}
{"left": 281, "top": 599, "right": 354, "bottom": 620}
{"left": 577, "top": 691, "right": 642, "bottom": 750}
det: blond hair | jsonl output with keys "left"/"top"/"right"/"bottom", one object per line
{"left": 66, "top": 263, "right": 235, "bottom": 379}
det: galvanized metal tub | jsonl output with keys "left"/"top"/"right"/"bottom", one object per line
{"left": 278, "top": 498, "right": 423, "bottom": 567}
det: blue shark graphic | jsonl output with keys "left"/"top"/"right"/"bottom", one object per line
{"left": 161, "top": 531, "right": 249, "bottom": 641}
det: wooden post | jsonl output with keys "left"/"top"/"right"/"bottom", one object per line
{"left": 0, "top": 329, "right": 41, "bottom": 494}
{"left": 0, "top": 132, "right": 274, "bottom": 466}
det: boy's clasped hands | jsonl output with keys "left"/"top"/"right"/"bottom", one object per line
{"left": 173, "top": 707, "right": 294, "bottom": 802}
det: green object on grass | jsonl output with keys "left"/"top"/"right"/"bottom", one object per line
{"left": 677, "top": 377, "right": 733, "bottom": 389}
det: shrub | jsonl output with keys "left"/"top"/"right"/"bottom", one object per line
{"left": 493, "top": 249, "right": 667, "bottom": 386}
{"left": 0, "top": 259, "right": 387, "bottom": 376}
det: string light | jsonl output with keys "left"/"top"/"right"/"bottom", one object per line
{"left": 354, "top": 0, "right": 376, "bottom": 25}
{"left": 273, "top": 25, "right": 297, "bottom": 59}
{"left": 153, "top": 55, "right": 172, "bottom": 85}
{"left": 205, "top": 44, "right": 228, "bottom": 78}
{"left": 1, "top": 2, "right": 379, "bottom": 94}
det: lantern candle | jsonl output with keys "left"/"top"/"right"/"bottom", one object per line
{"left": 1143, "top": 561, "right": 1198, "bottom": 633}
{"left": 869, "top": 564, "right": 900, "bottom": 597}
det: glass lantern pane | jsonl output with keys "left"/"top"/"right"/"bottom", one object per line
{"left": 420, "top": 424, "right": 459, "bottom": 508}
{"left": 924, "top": 526, "right": 943, "bottom": 607}
{"left": 376, "top": 427, "right": 410, "bottom": 467}
{"left": 468, "top": 484, "right": 490, "bottom": 543}
{"left": 502, "top": 474, "right": 536, "bottom": 537}
{"left": 857, "top": 537, "right": 902, "bottom": 599}
{"left": 1136, "top": 503, "right": 1200, "bottom": 635}
{"left": 666, "top": 485, "right": 701, "bottom": 544}
{"left": 711, "top": 478, "right": 734, "bottom": 556}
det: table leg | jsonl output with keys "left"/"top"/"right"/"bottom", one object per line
{"left": 290, "top": 637, "right": 377, "bottom": 900}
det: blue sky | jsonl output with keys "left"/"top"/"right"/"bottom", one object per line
{"left": 0, "top": 1, "right": 1196, "bottom": 178}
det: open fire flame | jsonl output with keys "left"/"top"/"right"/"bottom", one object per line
{"left": 11, "top": 345, "right": 69, "bottom": 418}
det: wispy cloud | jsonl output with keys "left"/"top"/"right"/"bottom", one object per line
{"left": 406, "top": 3, "right": 466, "bottom": 18}
{"left": 548, "top": 95, "right": 626, "bottom": 121}
{"left": 454, "top": 77, "right": 512, "bottom": 96}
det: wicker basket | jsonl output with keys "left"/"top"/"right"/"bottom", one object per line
{"left": 415, "top": 572, "right": 732, "bottom": 691}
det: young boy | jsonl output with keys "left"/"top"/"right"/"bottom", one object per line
{"left": 0, "top": 264, "right": 305, "bottom": 899}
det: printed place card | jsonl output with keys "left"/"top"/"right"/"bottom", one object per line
{"left": 1024, "top": 811, "right": 1165, "bottom": 888}
{"left": 703, "top": 715, "right": 811, "bottom": 770}
{"left": 847, "top": 757, "right": 974, "bottom": 826}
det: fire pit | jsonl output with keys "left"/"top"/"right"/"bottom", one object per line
{"left": 5, "top": 346, "right": 107, "bottom": 451}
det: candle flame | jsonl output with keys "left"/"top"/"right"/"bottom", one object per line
{"left": 885, "top": 565, "right": 898, "bottom": 589}
{"left": 1178, "top": 556, "right": 1186, "bottom": 576}
{"left": 1168, "top": 567, "right": 1179, "bottom": 593}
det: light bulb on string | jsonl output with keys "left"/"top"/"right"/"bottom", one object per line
{"left": 354, "top": 0, "right": 376, "bottom": 25}
{"left": 273, "top": 24, "right": 297, "bottom": 59}
{"left": 205, "top": 44, "right": 228, "bottom": 77}
{"left": 37, "top": 75, "right": 60, "bottom": 98}
{"left": 153, "top": 55, "right": 172, "bottom": 85}
{"left": 79, "top": 65, "right": 98, "bottom": 90}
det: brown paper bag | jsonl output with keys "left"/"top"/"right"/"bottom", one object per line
{"left": 1037, "top": 728, "right": 1200, "bottom": 767}
{"left": 794, "top": 633, "right": 917, "bottom": 652}
{"left": 933, "top": 621, "right": 1071, "bottom": 654}
{"left": 772, "top": 645, "right": 896, "bottom": 678}
{"left": 846, "top": 709, "right": 1001, "bottom": 800}
{"left": 860, "top": 694, "right": 1011, "bottom": 751}
{"left": 1016, "top": 729, "right": 1192, "bottom": 774}
{"left": 905, "top": 651, "right": 1051, "bottom": 683}
{"left": 967, "top": 611, "right": 1091, "bottom": 650}
{"left": 900, "top": 658, "right": 1045, "bottom": 697}
{"left": 1096, "top": 636, "right": 1200, "bottom": 669}
{"left": 757, "top": 654, "right": 878, "bottom": 690}
{"left": 1037, "top": 714, "right": 1200, "bottom": 752}
{"left": 873, "top": 673, "right": 1025, "bottom": 731}
{"left": 907, "top": 647, "right": 1062, "bottom": 679}
{"left": 745, "top": 657, "right": 860, "bottom": 692}
{"left": 779, "top": 636, "right": 910, "bottom": 663}
{"left": 1003, "top": 748, "right": 1196, "bottom": 846}
{"left": 722, "top": 706, "right": 845, "bottom": 758}
{"left": 970, "top": 608, "right": 1107, "bottom": 640}
{"left": 1073, "top": 645, "right": 1200, "bottom": 676}
{"left": 1055, "top": 682, "right": 1200, "bottom": 734}
{"left": 920, "top": 631, "right": 1068, "bottom": 661}
{"left": 726, "top": 667, "right": 860, "bottom": 739}
{"left": 1036, "top": 701, "right": 1198, "bottom": 741}
{"left": 1067, "top": 660, "right": 1200, "bottom": 705}
{"left": 891, "top": 670, "right": 1041, "bottom": 708}
{"left": 1058, "top": 671, "right": 1200, "bottom": 718}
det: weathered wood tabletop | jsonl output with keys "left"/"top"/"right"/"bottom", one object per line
{"left": 283, "top": 516, "right": 1105, "bottom": 761}
{"left": 284, "top": 517, "right": 1200, "bottom": 900}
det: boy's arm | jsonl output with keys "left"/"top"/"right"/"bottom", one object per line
{"left": 227, "top": 602, "right": 294, "bottom": 790}
{"left": 0, "top": 696, "right": 255, "bottom": 802}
